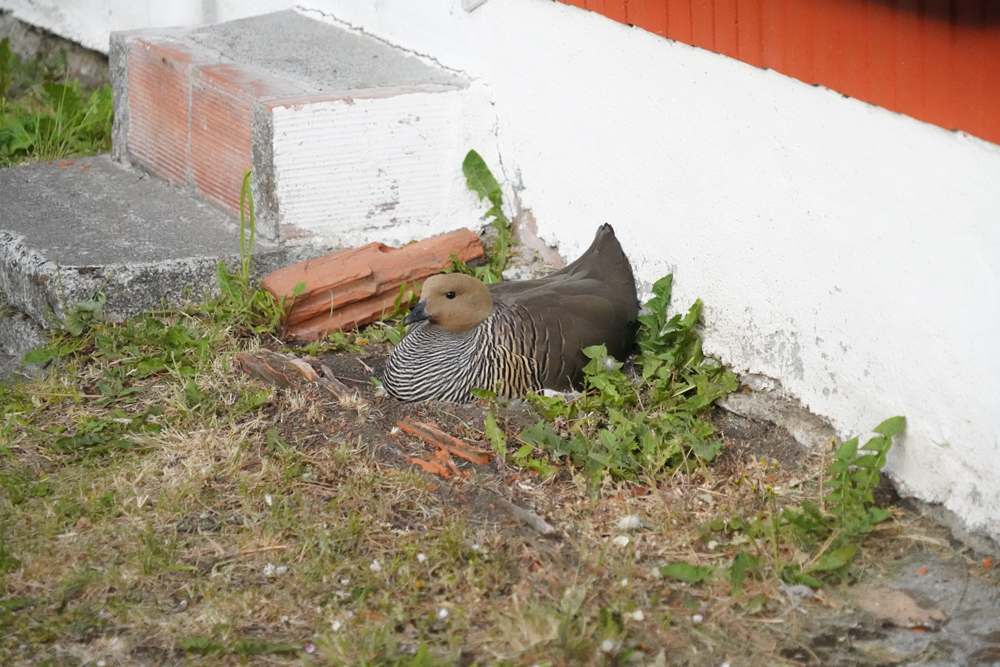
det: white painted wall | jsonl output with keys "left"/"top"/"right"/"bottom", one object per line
{"left": 5, "top": 0, "right": 1000, "bottom": 544}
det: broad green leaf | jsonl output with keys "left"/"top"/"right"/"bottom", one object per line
{"left": 852, "top": 454, "right": 878, "bottom": 469}
{"left": 21, "top": 346, "right": 56, "bottom": 365}
{"left": 873, "top": 415, "right": 906, "bottom": 437}
{"left": 178, "top": 636, "right": 226, "bottom": 655}
{"left": 659, "top": 562, "right": 715, "bottom": 583}
{"left": 462, "top": 149, "right": 502, "bottom": 210}
{"left": 795, "top": 573, "right": 823, "bottom": 588}
{"left": 513, "top": 444, "right": 534, "bottom": 460}
{"left": 728, "top": 552, "right": 750, "bottom": 596}
{"left": 832, "top": 437, "right": 859, "bottom": 461}
{"left": 184, "top": 380, "right": 205, "bottom": 406}
{"left": 484, "top": 411, "right": 507, "bottom": 458}
{"left": 809, "top": 544, "right": 857, "bottom": 572}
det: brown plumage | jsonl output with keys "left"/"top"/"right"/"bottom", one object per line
{"left": 382, "top": 224, "right": 639, "bottom": 402}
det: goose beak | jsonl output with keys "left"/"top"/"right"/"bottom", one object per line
{"left": 403, "top": 300, "right": 430, "bottom": 326}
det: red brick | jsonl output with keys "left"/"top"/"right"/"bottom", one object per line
{"left": 127, "top": 38, "right": 193, "bottom": 185}
{"left": 260, "top": 229, "right": 485, "bottom": 340}
{"left": 190, "top": 64, "right": 305, "bottom": 214}
{"left": 190, "top": 65, "right": 253, "bottom": 214}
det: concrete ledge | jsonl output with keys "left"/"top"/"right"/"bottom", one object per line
{"left": 0, "top": 155, "right": 300, "bottom": 361}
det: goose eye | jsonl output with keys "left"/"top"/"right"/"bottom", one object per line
{"left": 445, "top": 291, "right": 456, "bottom": 299}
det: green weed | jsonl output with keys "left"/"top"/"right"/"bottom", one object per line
{"left": 211, "top": 170, "right": 287, "bottom": 334}
{"left": 778, "top": 415, "right": 905, "bottom": 583}
{"left": 450, "top": 149, "right": 513, "bottom": 283}
{"left": 517, "top": 276, "right": 737, "bottom": 479}
{"left": 661, "top": 416, "right": 906, "bottom": 590}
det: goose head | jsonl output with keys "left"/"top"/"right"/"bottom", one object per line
{"left": 404, "top": 273, "right": 493, "bottom": 334}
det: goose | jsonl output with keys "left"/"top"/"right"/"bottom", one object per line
{"left": 382, "top": 224, "right": 639, "bottom": 402}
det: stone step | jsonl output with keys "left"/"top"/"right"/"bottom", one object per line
{"left": 0, "top": 155, "right": 303, "bottom": 378}
{"left": 110, "top": 9, "right": 496, "bottom": 248}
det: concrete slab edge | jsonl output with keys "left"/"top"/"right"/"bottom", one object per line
{"left": 904, "top": 497, "right": 1000, "bottom": 558}
{"left": 0, "top": 230, "right": 66, "bottom": 325}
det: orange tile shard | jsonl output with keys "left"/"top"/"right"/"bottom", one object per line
{"left": 261, "top": 228, "right": 485, "bottom": 340}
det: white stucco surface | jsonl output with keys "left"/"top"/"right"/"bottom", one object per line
{"left": 270, "top": 82, "right": 498, "bottom": 247}
{"left": 5, "top": 0, "right": 999, "bottom": 542}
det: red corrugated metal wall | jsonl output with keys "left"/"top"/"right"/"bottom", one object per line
{"left": 558, "top": 0, "right": 1000, "bottom": 146}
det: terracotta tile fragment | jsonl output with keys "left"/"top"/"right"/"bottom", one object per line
{"left": 261, "top": 228, "right": 484, "bottom": 340}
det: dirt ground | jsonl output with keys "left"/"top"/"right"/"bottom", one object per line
{"left": 266, "top": 342, "right": 1000, "bottom": 667}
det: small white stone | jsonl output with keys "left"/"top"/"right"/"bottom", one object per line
{"left": 340, "top": 578, "right": 350, "bottom": 585}
{"left": 417, "top": 553, "right": 427, "bottom": 563}
{"left": 369, "top": 559, "right": 382, "bottom": 572}
{"left": 616, "top": 515, "right": 651, "bottom": 531}
{"left": 264, "top": 494, "right": 273, "bottom": 506}
{"left": 331, "top": 620, "right": 342, "bottom": 631}
{"left": 692, "top": 613, "right": 704, "bottom": 623}
{"left": 629, "top": 610, "right": 645, "bottom": 622}
{"left": 779, "top": 583, "right": 814, "bottom": 600}
{"left": 620, "top": 578, "right": 628, "bottom": 587}
{"left": 437, "top": 608, "right": 449, "bottom": 619}
{"left": 707, "top": 540, "right": 718, "bottom": 551}
{"left": 612, "top": 535, "right": 630, "bottom": 548}
{"left": 601, "top": 639, "right": 616, "bottom": 653}
{"left": 96, "top": 661, "right": 107, "bottom": 667}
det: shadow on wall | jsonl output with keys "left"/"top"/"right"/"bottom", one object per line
{"left": 0, "top": 10, "right": 109, "bottom": 89}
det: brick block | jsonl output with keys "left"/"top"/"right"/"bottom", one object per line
{"left": 111, "top": 10, "right": 497, "bottom": 251}
{"left": 261, "top": 228, "right": 485, "bottom": 340}
{"left": 126, "top": 38, "right": 193, "bottom": 186}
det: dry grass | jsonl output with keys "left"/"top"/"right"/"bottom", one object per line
{"left": 1, "top": 322, "right": 993, "bottom": 667}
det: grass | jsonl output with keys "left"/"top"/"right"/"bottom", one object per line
{"left": 0, "top": 144, "right": 988, "bottom": 666}
{"left": 0, "top": 37, "right": 113, "bottom": 167}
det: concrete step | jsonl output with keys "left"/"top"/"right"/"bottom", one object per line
{"left": 110, "top": 9, "right": 496, "bottom": 248}
{"left": 0, "top": 155, "right": 303, "bottom": 378}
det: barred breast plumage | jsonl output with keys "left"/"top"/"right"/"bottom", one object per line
{"left": 382, "top": 224, "right": 638, "bottom": 403}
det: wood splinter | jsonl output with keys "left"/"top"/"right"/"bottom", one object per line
{"left": 235, "top": 349, "right": 357, "bottom": 401}
{"left": 396, "top": 417, "right": 491, "bottom": 466}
